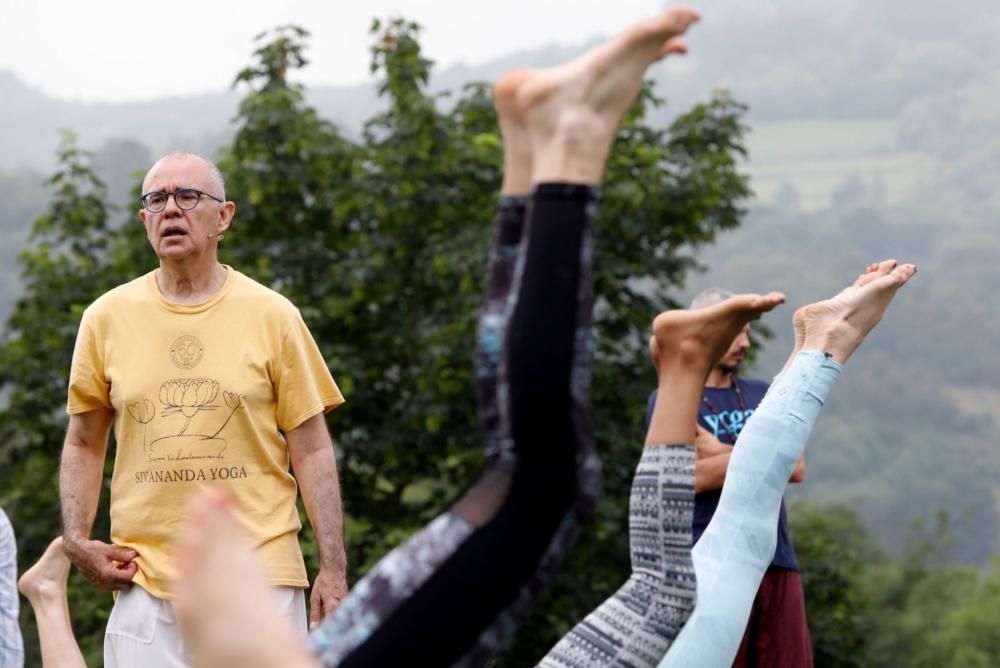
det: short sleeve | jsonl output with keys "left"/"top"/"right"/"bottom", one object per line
{"left": 67, "top": 309, "right": 112, "bottom": 414}
{"left": 274, "top": 310, "right": 345, "bottom": 432}
{"left": 644, "top": 390, "right": 657, "bottom": 429}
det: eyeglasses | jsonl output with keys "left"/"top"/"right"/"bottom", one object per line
{"left": 140, "top": 188, "right": 224, "bottom": 213}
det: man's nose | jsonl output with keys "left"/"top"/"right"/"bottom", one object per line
{"left": 161, "top": 194, "right": 183, "bottom": 216}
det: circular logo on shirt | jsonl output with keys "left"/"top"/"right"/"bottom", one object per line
{"left": 170, "top": 335, "right": 204, "bottom": 369}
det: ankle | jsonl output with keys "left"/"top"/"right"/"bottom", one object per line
{"left": 21, "top": 578, "right": 65, "bottom": 605}
{"left": 530, "top": 116, "right": 613, "bottom": 185}
{"left": 800, "top": 337, "right": 852, "bottom": 365}
{"left": 657, "top": 352, "right": 712, "bottom": 383}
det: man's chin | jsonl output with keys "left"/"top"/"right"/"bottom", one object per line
{"left": 157, "top": 244, "right": 192, "bottom": 259}
{"left": 718, "top": 362, "right": 741, "bottom": 375}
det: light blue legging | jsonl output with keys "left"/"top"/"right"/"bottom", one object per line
{"left": 659, "top": 350, "right": 841, "bottom": 668}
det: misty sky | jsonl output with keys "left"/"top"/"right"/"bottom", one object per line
{"left": 1, "top": 0, "right": 674, "bottom": 103}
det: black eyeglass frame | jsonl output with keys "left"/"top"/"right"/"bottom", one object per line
{"left": 140, "top": 188, "right": 225, "bottom": 213}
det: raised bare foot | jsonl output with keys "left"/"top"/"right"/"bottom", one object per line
{"left": 518, "top": 6, "right": 700, "bottom": 184}
{"left": 494, "top": 69, "right": 536, "bottom": 196}
{"left": 18, "top": 537, "right": 71, "bottom": 605}
{"left": 781, "top": 259, "right": 900, "bottom": 369}
{"left": 794, "top": 260, "right": 917, "bottom": 364}
{"left": 652, "top": 292, "right": 785, "bottom": 375}
{"left": 173, "top": 490, "right": 318, "bottom": 668}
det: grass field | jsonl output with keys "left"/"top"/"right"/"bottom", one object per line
{"left": 744, "top": 119, "right": 934, "bottom": 210}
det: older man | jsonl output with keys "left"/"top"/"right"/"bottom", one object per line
{"left": 60, "top": 152, "right": 348, "bottom": 667}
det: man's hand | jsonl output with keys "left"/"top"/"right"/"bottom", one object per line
{"left": 63, "top": 537, "right": 138, "bottom": 591}
{"left": 694, "top": 425, "right": 730, "bottom": 459}
{"left": 309, "top": 567, "right": 349, "bottom": 629}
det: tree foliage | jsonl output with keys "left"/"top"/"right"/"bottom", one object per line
{"left": 0, "top": 131, "right": 122, "bottom": 666}
{"left": 790, "top": 504, "right": 1000, "bottom": 668}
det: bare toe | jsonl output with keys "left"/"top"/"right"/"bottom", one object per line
{"left": 655, "top": 36, "right": 689, "bottom": 59}
{"left": 854, "top": 259, "right": 897, "bottom": 287}
{"left": 889, "top": 263, "right": 918, "bottom": 283}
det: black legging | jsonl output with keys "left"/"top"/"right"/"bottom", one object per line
{"left": 309, "top": 184, "right": 602, "bottom": 666}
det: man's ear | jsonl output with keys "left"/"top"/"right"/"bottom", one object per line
{"left": 218, "top": 201, "right": 236, "bottom": 233}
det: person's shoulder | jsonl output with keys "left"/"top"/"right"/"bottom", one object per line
{"left": 740, "top": 376, "right": 770, "bottom": 392}
{"left": 738, "top": 376, "right": 771, "bottom": 402}
{"left": 85, "top": 273, "right": 154, "bottom": 315}
{"left": 228, "top": 269, "right": 300, "bottom": 317}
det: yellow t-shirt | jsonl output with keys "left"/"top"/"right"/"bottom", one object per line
{"left": 67, "top": 267, "right": 345, "bottom": 599}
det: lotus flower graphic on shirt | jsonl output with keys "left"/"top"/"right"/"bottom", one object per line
{"left": 159, "top": 378, "right": 220, "bottom": 435}
{"left": 126, "top": 398, "right": 156, "bottom": 458}
{"left": 139, "top": 378, "right": 247, "bottom": 462}
{"left": 206, "top": 391, "right": 246, "bottom": 439}
{"left": 127, "top": 398, "right": 156, "bottom": 423}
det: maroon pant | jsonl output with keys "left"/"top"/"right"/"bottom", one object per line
{"left": 732, "top": 568, "right": 813, "bottom": 668}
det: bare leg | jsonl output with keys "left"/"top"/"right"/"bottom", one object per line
{"left": 173, "top": 491, "right": 318, "bottom": 668}
{"left": 17, "top": 538, "right": 86, "bottom": 668}
{"left": 495, "top": 69, "right": 535, "bottom": 196}
{"left": 646, "top": 293, "right": 785, "bottom": 446}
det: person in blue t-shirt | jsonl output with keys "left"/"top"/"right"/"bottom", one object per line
{"left": 645, "top": 288, "right": 812, "bottom": 668}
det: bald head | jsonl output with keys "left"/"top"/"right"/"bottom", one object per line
{"left": 142, "top": 152, "right": 226, "bottom": 200}
{"left": 690, "top": 288, "right": 734, "bottom": 310}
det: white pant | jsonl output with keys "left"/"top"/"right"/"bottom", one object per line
{"left": 104, "top": 585, "right": 307, "bottom": 668}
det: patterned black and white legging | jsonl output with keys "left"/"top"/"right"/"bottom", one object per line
{"left": 308, "top": 184, "right": 603, "bottom": 667}
{"left": 537, "top": 444, "right": 696, "bottom": 668}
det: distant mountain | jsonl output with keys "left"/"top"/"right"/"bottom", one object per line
{"left": 4, "top": 0, "right": 997, "bottom": 172}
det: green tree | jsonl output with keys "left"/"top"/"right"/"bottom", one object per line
{"left": 919, "top": 559, "right": 1000, "bottom": 668}
{"left": 789, "top": 505, "right": 1000, "bottom": 668}
{"left": 0, "top": 131, "right": 120, "bottom": 666}
{"left": 219, "top": 24, "right": 359, "bottom": 299}
{"left": 0, "top": 169, "right": 47, "bottom": 322}
{"left": 788, "top": 503, "right": 881, "bottom": 667}
{"left": 862, "top": 512, "right": 983, "bottom": 668}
